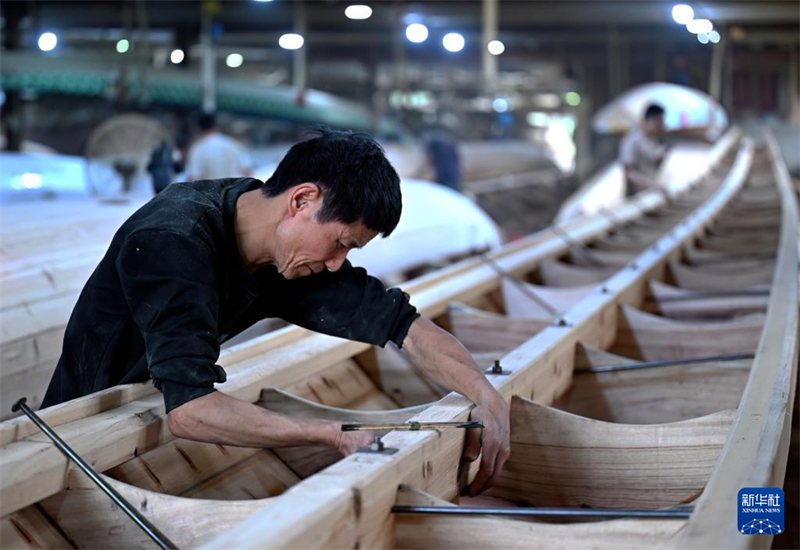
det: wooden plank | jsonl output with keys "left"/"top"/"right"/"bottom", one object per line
{"left": 488, "top": 396, "right": 735, "bottom": 508}
{"left": 610, "top": 305, "right": 765, "bottom": 361}
{"left": 556, "top": 344, "right": 750, "bottom": 423}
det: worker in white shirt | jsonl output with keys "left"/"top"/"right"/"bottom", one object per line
{"left": 186, "top": 113, "right": 252, "bottom": 180}
{"left": 619, "top": 104, "right": 670, "bottom": 197}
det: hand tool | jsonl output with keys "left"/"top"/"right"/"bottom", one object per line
{"left": 342, "top": 421, "right": 483, "bottom": 432}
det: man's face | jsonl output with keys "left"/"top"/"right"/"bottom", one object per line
{"left": 644, "top": 115, "right": 665, "bottom": 138}
{"left": 273, "top": 191, "right": 378, "bottom": 280}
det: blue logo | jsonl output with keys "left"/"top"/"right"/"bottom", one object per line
{"left": 738, "top": 488, "right": 784, "bottom": 535}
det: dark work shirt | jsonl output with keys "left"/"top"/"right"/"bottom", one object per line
{"left": 42, "top": 178, "right": 419, "bottom": 413}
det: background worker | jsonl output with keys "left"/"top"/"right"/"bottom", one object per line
{"left": 620, "top": 103, "right": 670, "bottom": 196}
{"left": 42, "top": 129, "right": 509, "bottom": 496}
{"left": 185, "top": 112, "right": 252, "bottom": 180}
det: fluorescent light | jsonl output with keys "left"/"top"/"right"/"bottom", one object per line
{"left": 671, "top": 5, "right": 694, "bottom": 25}
{"left": 488, "top": 39, "right": 505, "bottom": 55}
{"left": 345, "top": 5, "right": 372, "bottom": 20}
{"left": 253, "top": 0, "right": 273, "bottom": 2}
{"left": 687, "top": 19, "right": 713, "bottom": 34}
{"left": 116, "top": 39, "right": 130, "bottom": 54}
{"left": 709, "top": 30, "right": 721, "bottom": 43}
{"left": 565, "top": 92, "right": 581, "bottom": 107}
{"left": 226, "top": 53, "right": 244, "bottom": 68}
{"left": 38, "top": 32, "right": 58, "bottom": 52}
{"left": 170, "top": 48, "right": 185, "bottom": 64}
{"left": 697, "top": 33, "right": 710, "bottom": 44}
{"left": 443, "top": 32, "right": 465, "bottom": 52}
{"left": 406, "top": 23, "right": 429, "bottom": 43}
{"left": 279, "top": 33, "right": 304, "bottom": 50}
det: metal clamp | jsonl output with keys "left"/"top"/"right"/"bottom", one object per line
{"left": 485, "top": 360, "right": 510, "bottom": 376}
{"left": 356, "top": 436, "right": 399, "bottom": 455}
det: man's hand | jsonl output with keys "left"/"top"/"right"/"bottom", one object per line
{"left": 462, "top": 391, "right": 511, "bottom": 495}
{"left": 332, "top": 428, "right": 376, "bottom": 455}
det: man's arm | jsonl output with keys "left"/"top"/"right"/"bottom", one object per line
{"left": 625, "top": 165, "right": 661, "bottom": 192}
{"left": 167, "top": 391, "right": 374, "bottom": 455}
{"left": 401, "top": 316, "right": 511, "bottom": 495}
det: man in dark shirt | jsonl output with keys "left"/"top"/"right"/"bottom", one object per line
{"left": 42, "top": 129, "right": 509, "bottom": 495}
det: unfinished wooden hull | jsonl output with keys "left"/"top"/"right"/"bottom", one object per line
{"left": 1, "top": 129, "right": 796, "bottom": 550}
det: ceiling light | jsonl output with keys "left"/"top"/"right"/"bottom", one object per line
{"left": 116, "top": 39, "right": 130, "bottom": 54}
{"left": 565, "top": 92, "right": 581, "bottom": 106}
{"left": 406, "top": 23, "right": 428, "bottom": 43}
{"left": 226, "top": 53, "right": 244, "bottom": 68}
{"left": 708, "top": 30, "right": 721, "bottom": 43}
{"left": 170, "top": 48, "right": 185, "bottom": 64}
{"left": 443, "top": 32, "right": 465, "bottom": 53}
{"left": 492, "top": 98, "right": 509, "bottom": 113}
{"left": 687, "top": 19, "right": 713, "bottom": 34}
{"left": 345, "top": 5, "right": 372, "bottom": 20}
{"left": 487, "top": 39, "right": 505, "bottom": 55}
{"left": 38, "top": 32, "right": 58, "bottom": 52}
{"left": 697, "top": 33, "right": 710, "bottom": 44}
{"left": 279, "top": 33, "right": 304, "bottom": 50}
{"left": 671, "top": 5, "right": 694, "bottom": 25}
{"left": 253, "top": 0, "right": 273, "bottom": 2}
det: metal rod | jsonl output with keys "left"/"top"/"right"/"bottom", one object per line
{"left": 574, "top": 352, "right": 755, "bottom": 374}
{"left": 342, "top": 421, "right": 483, "bottom": 432}
{"left": 597, "top": 206, "right": 638, "bottom": 242}
{"left": 647, "top": 289, "right": 770, "bottom": 302}
{"left": 686, "top": 251, "right": 776, "bottom": 265}
{"left": 478, "top": 254, "right": 559, "bottom": 316}
{"left": 391, "top": 505, "right": 694, "bottom": 519}
{"left": 548, "top": 225, "right": 606, "bottom": 268}
{"left": 12, "top": 398, "right": 179, "bottom": 550}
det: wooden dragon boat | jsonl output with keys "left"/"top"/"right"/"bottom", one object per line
{"left": 0, "top": 128, "right": 796, "bottom": 550}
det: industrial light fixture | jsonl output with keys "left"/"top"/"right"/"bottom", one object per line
{"left": 487, "top": 39, "right": 505, "bottom": 55}
{"left": 671, "top": 5, "right": 694, "bottom": 25}
{"left": 38, "top": 32, "right": 58, "bottom": 52}
{"left": 697, "top": 33, "right": 710, "bottom": 44}
{"left": 226, "top": 53, "right": 244, "bottom": 67}
{"left": 565, "top": 92, "right": 581, "bottom": 107}
{"left": 253, "top": 0, "right": 273, "bottom": 2}
{"left": 492, "top": 97, "right": 509, "bottom": 113}
{"left": 170, "top": 48, "right": 185, "bottom": 64}
{"left": 686, "top": 19, "right": 713, "bottom": 34}
{"left": 406, "top": 23, "right": 429, "bottom": 43}
{"left": 708, "top": 30, "right": 721, "bottom": 43}
{"left": 345, "top": 5, "right": 372, "bottom": 20}
{"left": 279, "top": 33, "right": 304, "bottom": 50}
{"left": 443, "top": 32, "right": 465, "bottom": 52}
{"left": 116, "top": 39, "right": 130, "bottom": 53}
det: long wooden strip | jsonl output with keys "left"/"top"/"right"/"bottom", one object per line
{"left": 677, "top": 133, "right": 799, "bottom": 548}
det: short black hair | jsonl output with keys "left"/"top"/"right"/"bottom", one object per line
{"left": 644, "top": 104, "right": 666, "bottom": 120}
{"left": 262, "top": 128, "right": 402, "bottom": 237}
{"left": 198, "top": 112, "right": 216, "bottom": 131}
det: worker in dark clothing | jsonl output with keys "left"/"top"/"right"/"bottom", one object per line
{"left": 42, "top": 129, "right": 509, "bottom": 495}
{"left": 146, "top": 140, "right": 181, "bottom": 194}
{"left": 425, "top": 132, "right": 461, "bottom": 190}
